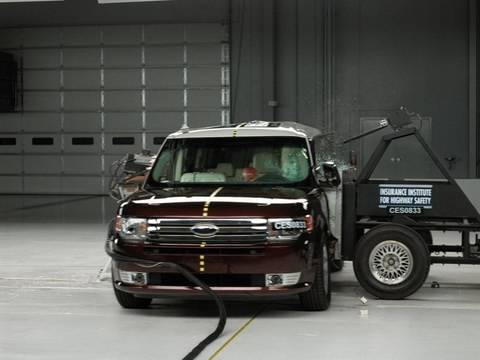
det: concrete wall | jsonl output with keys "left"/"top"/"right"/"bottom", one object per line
{"left": 0, "top": 0, "right": 229, "bottom": 27}
{"left": 0, "top": 0, "right": 477, "bottom": 178}
{"left": 231, "top": 0, "right": 328, "bottom": 129}
{"left": 231, "top": 0, "right": 475, "bottom": 178}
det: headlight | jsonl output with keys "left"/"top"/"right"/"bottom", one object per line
{"left": 267, "top": 215, "right": 313, "bottom": 243}
{"left": 115, "top": 216, "right": 148, "bottom": 241}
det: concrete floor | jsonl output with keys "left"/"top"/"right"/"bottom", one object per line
{"left": 1, "top": 195, "right": 480, "bottom": 360}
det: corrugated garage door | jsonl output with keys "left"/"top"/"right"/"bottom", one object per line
{"left": 0, "top": 24, "right": 230, "bottom": 194}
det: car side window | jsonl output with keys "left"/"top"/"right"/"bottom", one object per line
{"left": 313, "top": 134, "right": 346, "bottom": 167}
{"left": 313, "top": 136, "right": 328, "bottom": 168}
{"left": 152, "top": 148, "right": 173, "bottom": 182}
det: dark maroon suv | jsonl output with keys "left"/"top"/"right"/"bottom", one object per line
{"left": 106, "top": 121, "right": 341, "bottom": 311}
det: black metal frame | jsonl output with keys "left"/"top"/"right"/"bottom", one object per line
{"left": 342, "top": 127, "right": 480, "bottom": 265}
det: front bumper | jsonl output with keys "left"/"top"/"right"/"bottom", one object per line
{"left": 113, "top": 281, "right": 312, "bottom": 298}
{"left": 109, "top": 239, "right": 315, "bottom": 298}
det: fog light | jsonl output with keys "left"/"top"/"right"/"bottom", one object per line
{"left": 265, "top": 272, "right": 301, "bottom": 287}
{"left": 119, "top": 270, "right": 148, "bottom": 285}
{"left": 266, "top": 274, "right": 282, "bottom": 286}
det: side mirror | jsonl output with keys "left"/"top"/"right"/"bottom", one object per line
{"left": 315, "top": 162, "right": 341, "bottom": 187}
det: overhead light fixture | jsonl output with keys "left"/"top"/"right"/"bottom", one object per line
{"left": 98, "top": 0, "right": 172, "bottom": 3}
{"left": 0, "top": 0, "right": 63, "bottom": 3}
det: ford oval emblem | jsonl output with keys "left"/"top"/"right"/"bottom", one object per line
{"left": 191, "top": 223, "right": 219, "bottom": 238}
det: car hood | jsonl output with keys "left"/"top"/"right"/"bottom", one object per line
{"left": 119, "top": 186, "right": 310, "bottom": 218}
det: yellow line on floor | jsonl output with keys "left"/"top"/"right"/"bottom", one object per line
{"left": 208, "top": 304, "right": 268, "bottom": 359}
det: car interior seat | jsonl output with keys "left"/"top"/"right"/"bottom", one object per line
{"left": 180, "top": 172, "right": 226, "bottom": 183}
{"left": 212, "top": 163, "right": 235, "bottom": 179}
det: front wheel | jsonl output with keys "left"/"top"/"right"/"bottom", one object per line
{"left": 112, "top": 281, "right": 152, "bottom": 309}
{"left": 330, "top": 259, "right": 344, "bottom": 272}
{"left": 353, "top": 224, "right": 430, "bottom": 299}
{"left": 299, "top": 241, "right": 331, "bottom": 311}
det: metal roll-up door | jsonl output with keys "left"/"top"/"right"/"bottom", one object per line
{"left": 0, "top": 23, "right": 230, "bottom": 194}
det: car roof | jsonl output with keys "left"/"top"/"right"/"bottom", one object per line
{"left": 167, "top": 121, "right": 322, "bottom": 140}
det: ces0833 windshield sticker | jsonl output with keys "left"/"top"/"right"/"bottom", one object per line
{"left": 378, "top": 184, "right": 433, "bottom": 215}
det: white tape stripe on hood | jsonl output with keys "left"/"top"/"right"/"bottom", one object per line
{"left": 133, "top": 196, "right": 308, "bottom": 208}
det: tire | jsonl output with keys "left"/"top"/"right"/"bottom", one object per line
{"left": 353, "top": 224, "right": 430, "bottom": 300}
{"left": 331, "top": 259, "right": 344, "bottom": 272}
{"left": 107, "top": 218, "right": 115, "bottom": 238}
{"left": 418, "top": 230, "right": 433, "bottom": 251}
{"left": 112, "top": 281, "right": 152, "bottom": 309}
{"left": 299, "top": 241, "right": 331, "bottom": 311}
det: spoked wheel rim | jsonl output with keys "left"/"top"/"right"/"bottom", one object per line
{"left": 368, "top": 240, "right": 413, "bottom": 285}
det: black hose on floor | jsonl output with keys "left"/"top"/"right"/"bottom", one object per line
{"left": 105, "top": 243, "right": 227, "bottom": 360}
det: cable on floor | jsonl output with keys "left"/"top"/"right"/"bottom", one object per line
{"left": 105, "top": 242, "right": 227, "bottom": 360}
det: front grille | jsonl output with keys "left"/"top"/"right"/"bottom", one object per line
{"left": 143, "top": 247, "right": 265, "bottom": 256}
{"left": 146, "top": 218, "right": 268, "bottom": 244}
{"left": 148, "top": 273, "right": 265, "bottom": 287}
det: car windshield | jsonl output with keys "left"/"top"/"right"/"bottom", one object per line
{"left": 148, "top": 136, "right": 311, "bottom": 186}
